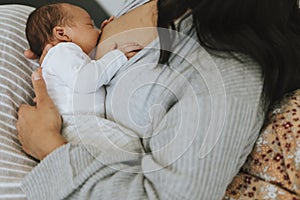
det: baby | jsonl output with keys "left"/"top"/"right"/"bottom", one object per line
{"left": 25, "top": 3, "right": 142, "bottom": 151}
{"left": 26, "top": 3, "right": 141, "bottom": 116}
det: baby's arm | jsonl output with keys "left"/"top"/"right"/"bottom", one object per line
{"left": 74, "top": 42, "right": 142, "bottom": 93}
{"left": 74, "top": 48, "right": 127, "bottom": 93}
{"left": 43, "top": 42, "right": 141, "bottom": 94}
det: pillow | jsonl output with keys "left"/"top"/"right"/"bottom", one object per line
{"left": 0, "top": 4, "right": 38, "bottom": 199}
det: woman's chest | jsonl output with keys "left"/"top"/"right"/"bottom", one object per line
{"left": 104, "top": 63, "right": 188, "bottom": 137}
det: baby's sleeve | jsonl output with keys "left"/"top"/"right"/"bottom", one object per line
{"left": 73, "top": 49, "right": 127, "bottom": 93}
{"left": 41, "top": 43, "right": 89, "bottom": 87}
{"left": 42, "top": 43, "right": 127, "bottom": 93}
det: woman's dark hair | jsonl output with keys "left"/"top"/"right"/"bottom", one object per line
{"left": 157, "top": 0, "right": 300, "bottom": 104}
{"left": 26, "top": 3, "right": 72, "bottom": 57}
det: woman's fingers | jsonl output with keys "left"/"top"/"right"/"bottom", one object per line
{"left": 17, "top": 69, "right": 65, "bottom": 160}
{"left": 100, "top": 16, "right": 115, "bottom": 29}
{"left": 107, "top": 16, "right": 114, "bottom": 23}
{"left": 16, "top": 104, "right": 39, "bottom": 159}
{"left": 31, "top": 68, "right": 52, "bottom": 107}
{"left": 100, "top": 20, "right": 108, "bottom": 29}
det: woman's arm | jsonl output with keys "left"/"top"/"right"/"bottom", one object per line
{"left": 17, "top": 68, "right": 66, "bottom": 160}
{"left": 17, "top": 1, "right": 265, "bottom": 199}
{"left": 17, "top": 68, "right": 263, "bottom": 199}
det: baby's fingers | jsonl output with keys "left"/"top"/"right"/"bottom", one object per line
{"left": 119, "top": 42, "right": 143, "bottom": 54}
{"left": 24, "top": 49, "right": 38, "bottom": 60}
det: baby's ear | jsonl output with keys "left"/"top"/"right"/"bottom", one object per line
{"left": 52, "top": 26, "right": 71, "bottom": 42}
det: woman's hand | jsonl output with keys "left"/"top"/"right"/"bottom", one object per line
{"left": 100, "top": 16, "right": 115, "bottom": 30}
{"left": 24, "top": 44, "right": 53, "bottom": 64}
{"left": 16, "top": 68, "right": 66, "bottom": 160}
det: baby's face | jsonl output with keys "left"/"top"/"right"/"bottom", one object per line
{"left": 64, "top": 4, "right": 101, "bottom": 54}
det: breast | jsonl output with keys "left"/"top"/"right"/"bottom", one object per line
{"left": 95, "top": 1, "right": 158, "bottom": 59}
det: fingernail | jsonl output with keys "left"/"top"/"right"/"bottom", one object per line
{"left": 32, "top": 71, "right": 40, "bottom": 81}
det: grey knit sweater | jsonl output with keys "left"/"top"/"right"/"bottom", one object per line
{"left": 21, "top": 0, "right": 265, "bottom": 199}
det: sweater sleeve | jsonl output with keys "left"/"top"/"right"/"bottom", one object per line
{"left": 73, "top": 49, "right": 127, "bottom": 93}
{"left": 21, "top": 94, "right": 262, "bottom": 200}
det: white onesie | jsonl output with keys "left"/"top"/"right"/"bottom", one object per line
{"left": 41, "top": 42, "right": 139, "bottom": 151}
{"left": 42, "top": 42, "right": 127, "bottom": 117}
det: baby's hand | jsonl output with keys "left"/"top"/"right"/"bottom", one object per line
{"left": 114, "top": 42, "right": 143, "bottom": 60}
{"left": 24, "top": 44, "right": 53, "bottom": 64}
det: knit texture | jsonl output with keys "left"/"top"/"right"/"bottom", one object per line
{"left": 21, "top": 0, "right": 265, "bottom": 199}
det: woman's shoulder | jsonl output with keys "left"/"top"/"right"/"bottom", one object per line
{"left": 186, "top": 48, "right": 263, "bottom": 99}
{"left": 208, "top": 51, "right": 263, "bottom": 100}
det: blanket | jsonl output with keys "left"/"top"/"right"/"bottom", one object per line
{"left": 225, "top": 90, "right": 300, "bottom": 199}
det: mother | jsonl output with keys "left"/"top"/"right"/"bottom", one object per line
{"left": 17, "top": 0, "right": 300, "bottom": 199}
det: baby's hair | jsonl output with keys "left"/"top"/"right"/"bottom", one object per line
{"left": 26, "top": 3, "right": 73, "bottom": 57}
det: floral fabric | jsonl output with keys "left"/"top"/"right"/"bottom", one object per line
{"left": 224, "top": 90, "right": 300, "bottom": 200}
